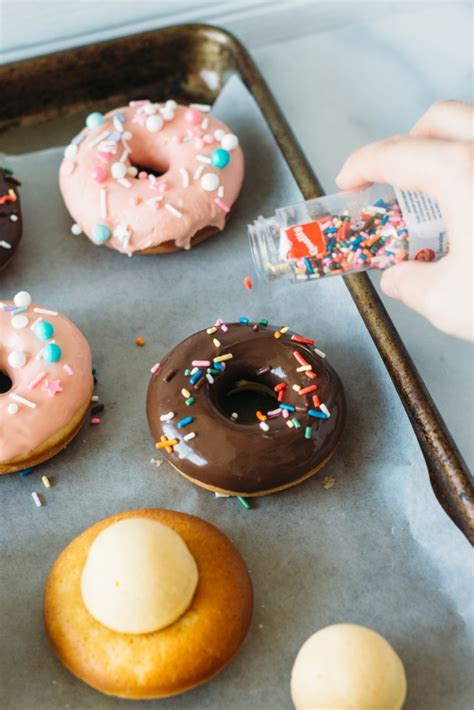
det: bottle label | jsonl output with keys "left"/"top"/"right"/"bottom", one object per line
{"left": 280, "top": 221, "right": 326, "bottom": 260}
{"left": 393, "top": 188, "right": 447, "bottom": 260}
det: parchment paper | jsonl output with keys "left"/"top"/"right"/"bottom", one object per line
{"left": 0, "top": 77, "right": 472, "bottom": 710}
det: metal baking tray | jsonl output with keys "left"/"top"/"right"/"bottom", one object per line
{"left": 0, "top": 23, "right": 472, "bottom": 543}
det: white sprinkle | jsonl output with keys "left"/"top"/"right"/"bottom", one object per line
{"left": 91, "top": 395, "right": 99, "bottom": 402}
{"left": 165, "top": 203, "right": 183, "bottom": 218}
{"left": 32, "top": 492, "right": 42, "bottom": 508}
{"left": 10, "top": 214, "right": 18, "bottom": 222}
{"left": 214, "top": 492, "right": 230, "bottom": 498}
{"left": 181, "top": 388, "right": 191, "bottom": 398}
{"left": 206, "top": 326, "right": 217, "bottom": 334}
{"left": 201, "top": 117, "right": 209, "bottom": 129}
{"left": 212, "top": 338, "right": 221, "bottom": 348}
{"left": 87, "top": 129, "right": 110, "bottom": 149}
{"left": 206, "top": 374, "right": 214, "bottom": 384}
{"left": 231, "top": 412, "right": 239, "bottom": 421}
{"left": 0, "top": 241, "right": 11, "bottom": 249}
{"left": 314, "top": 348, "right": 326, "bottom": 358}
{"left": 30, "top": 317, "right": 43, "bottom": 330}
{"left": 119, "top": 148, "right": 130, "bottom": 163}
{"left": 117, "top": 178, "right": 132, "bottom": 188}
{"left": 286, "top": 420, "right": 295, "bottom": 428}
{"left": 71, "top": 223, "right": 82, "bottom": 235}
{"left": 42, "top": 475, "right": 51, "bottom": 489}
{"left": 280, "top": 326, "right": 289, "bottom": 333}
{"left": 217, "top": 185, "right": 225, "bottom": 198}
{"left": 34, "top": 308, "right": 57, "bottom": 316}
{"left": 179, "top": 168, "right": 190, "bottom": 188}
{"left": 9, "top": 393, "right": 36, "bottom": 409}
{"left": 190, "top": 103, "right": 211, "bottom": 112}
{"left": 193, "top": 165, "right": 204, "bottom": 180}
{"left": 160, "top": 411, "right": 175, "bottom": 422}
{"left": 190, "top": 367, "right": 198, "bottom": 375}
{"left": 320, "top": 403, "right": 331, "bottom": 417}
{"left": 292, "top": 384, "right": 301, "bottom": 392}
{"left": 296, "top": 365, "right": 312, "bottom": 372}
{"left": 259, "top": 421, "right": 270, "bottom": 432}
{"left": 196, "top": 154, "right": 212, "bottom": 164}
{"left": 183, "top": 432, "right": 196, "bottom": 442}
{"left": 100, "top": 188, "right": 107, "bottom": 218}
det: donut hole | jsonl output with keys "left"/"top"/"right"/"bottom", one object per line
{"left": 0, "top": 370, "right": 13, "bottom": 393}
{"left": 132, "top": 161, "right": 169, "bottom": 180}
{"left": 218, "top": 379, "right": 279, "bottom": 424}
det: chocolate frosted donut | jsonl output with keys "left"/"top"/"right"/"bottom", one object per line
{"left": 147, "top": 320, "right": 345, "bottom": 496}
{"left": 0, "top": 168, "right": 22, "bottom": 271}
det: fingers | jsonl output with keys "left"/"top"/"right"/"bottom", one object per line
{"left": 335, "top": 135, "right": 460, "bottom": 199}
{"left": 380, "top": 260, "right": 441, "bottom": 322}
{"left": 410, "top": 100, "right": 474, "bottom": 142}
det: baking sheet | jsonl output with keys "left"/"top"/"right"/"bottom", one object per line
{"left": 0, "top": 77, "right": 472, "bottom": 710}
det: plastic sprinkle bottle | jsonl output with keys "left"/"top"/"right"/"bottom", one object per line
{"left": 248, "top": 184, "right": 448, "bottom": 282}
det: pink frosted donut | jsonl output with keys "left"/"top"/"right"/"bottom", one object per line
{"left": 59, "top": 100, "right": 244, "bottom": 255}
{"left": 0, "top": 291, "right": 94, "bottom": 474}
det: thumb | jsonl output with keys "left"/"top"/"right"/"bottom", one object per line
{"left": 380, "top": 260, "right": 440, "bottom": 321}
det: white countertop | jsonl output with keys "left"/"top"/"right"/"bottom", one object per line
{"left": 2, "top": 0, "right": 473, "bottom": 471}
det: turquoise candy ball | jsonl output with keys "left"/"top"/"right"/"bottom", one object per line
{"left": 42, "top": 342, "right": 62, "bottom": 363}
{"left": 86, "top": 112, "right": 105, "bottom": 129}
{"left": 92, "top": 224, "right": 111, "bottom": 245}
{"left": 34, "top": 321, "right": 54, "bottom": 341}
{"left": 210, "top": 148, "right": 230, "bottom": 169}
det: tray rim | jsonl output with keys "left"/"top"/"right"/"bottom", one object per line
{"left": 0, "top": 21, "right": 472, "bottom": 544}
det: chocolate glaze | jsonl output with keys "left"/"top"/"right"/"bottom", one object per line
{"left": 147, "top": 322, "right": 345, "bottom": 495}
{"left": 0, "top": 168, "right": 22, "bottom": 271}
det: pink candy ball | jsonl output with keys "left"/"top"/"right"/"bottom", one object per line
{"left": 184, "top": 107, "right": 202, "bottom": 125}
{"left": 138, "top": 171, "right": 148, "bottom": 180}
{"left": 91, "top": 165, "right": 107, "bottom": 182}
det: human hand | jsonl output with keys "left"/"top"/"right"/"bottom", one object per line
{"left": 336, "top": 100, "right": 474, "bottom": 341}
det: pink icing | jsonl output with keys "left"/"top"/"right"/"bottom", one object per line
{"left": 0, "top": 302, "right": 93, "bottom": 462}
{"left": 59, "top": 103, "right": 244, "bottom": 254}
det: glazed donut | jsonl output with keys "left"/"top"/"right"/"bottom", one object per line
{"left": 59, "top": 100, "right": 244, "bottom": 255}
{"left": 146, "top": 319, "right": 345, "bottom": 496}
{"left": 0, "top": 167, "right": 22, "bottom": 271}
{"left": 44, "top": 508, "right": 253, "bottom": 699}
{"left": 0, "top": 291, "right": 93, "bottom": 473}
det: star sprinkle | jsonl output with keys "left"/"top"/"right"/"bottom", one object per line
{"left": 42, "top": 378, "right": 63, "bottom": 397}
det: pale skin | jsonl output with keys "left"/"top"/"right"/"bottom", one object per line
{"left": 336, "top": 100, "right": 474, "bottom": 342}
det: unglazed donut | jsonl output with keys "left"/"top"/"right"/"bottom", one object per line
{"left": 59, "top": 101, "right": 244, "bottom": 255}
{"left": 0, "top": 291, "right": 93, "bottom": 473}
{"left": 0, "top": 167, "right": 22, "bottom": 271}
{"left": 44, "top": 508, "right": 253, "bottom": 699}
{"left": 147, "top": 319, "right": 345, "bottom": 496}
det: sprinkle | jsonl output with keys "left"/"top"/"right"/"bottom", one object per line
{"left": 256, "top": 366, "right": 270, "bottom": 376}
{"left": 296, "top": 365, "right": 312, "bottom": 372}
{"left": 305, "top": 370, "right": 317, "bottom": 380}
{"left": 217, "top": 185, "right": 225, "bottom": 198}
{"left": 267, "top": 408, "right": 282, "bottom": 418}
{"left": 192, "top": 360, "right": 210, "bottom": 367}
{"left": 32, "top": 492, "right": 43, "bottom": 507}
{"left": 259, "top": 319, "right": 269, "bottom": 326}
{"left": 193, "top": 165, "right": 204, "bottom": 180}
{"left": 207, "top": 326, "right": 217, "bottom": 334}
{"left": 163, "top": 370, "right": 176, "bottom": 383}
{"left": 291, "top": 418, "right": 301, "bottom": 429}
{"left": 179, "top": 167, "right": 190, "bottom": 187}
{"left": 214, "top": 197, "right": 231, "bottom": 213}
{"left": 256, "top": 411, "right": 267, "bottom": 422}
{"left": 239, "top": 317, "right": 250, "bottom": 325}
{"left": 190, "top": 370, "right": 203, "bottom": 385}
{"left": 33, "top": 308, "right": 58, "bottom": 316}
{"left": 291, "top": 336, "right": 315, "bottom": 345}
{"left": 231, "top": 412, "right": 239, "bottom": 420}
{"left": 181, "top": 388, "right": 191, "bottom": 398}
{"left": 178, "top": 416, "right": 193, "bottom": 428}
{"left": 274, "top": 383, "right": 286, "bottom": 392}
{"left": 293, "top": 352, "right": 311, "bottom": 368}
{"left": 160, "top": 411, "right": 175, "bottom": 422}
{"left": 280, "top": 326, "right": 289, "bottom": 334}
{"left": 9, "top": 393, "right": 36, "bottom": 409}
{"left": 286, "top": 420, "right": 294, "bottom": 429}
{"left": 206, "top": 374, "right": 214, "bottom": 384}
{"left": 292, "top": 384, "right": 301, "bottom": 392}
{"left": 63, "top": 364, "right": 74, "bottom": 376}
{"left": 190, "top": 367, "right": 199, "bottom": 375}
{"left": 42, "top": 476, "right": 51, "bottom": 488}
{"left": 320, "top": 403, "right": 331, "bottom": 417}
{"left": 237, "top": 496, "right": 251, "bottom": 510}
{"left": 91, "top": 395, "right": 99, "bottom": 402}
{"left": 314, "top": 348, "right": 326, "bottom": 358}
{"left": 100, "top": 188, "right": 108, "bottom": 218}
{"left": 90, "top": 417, "right": 101, "bottom": 425}
{"left": 299, "top": 385, "right": 318, "bottom": 396}
{"left": 279, "top": 403, "right": 295, "bottom": 412}
{"left": 136, "top": 336, "right": 145, "bottom": 346}
{"left": 0, "top": 241, "right": 11, "bottom": 249}
{"left": 165, "top": 203, "right": 183, "bottom": 218}
{"left": 274, "top": 331, "right": 282, "bottom": 339}
{"left": 183, "top": 431, "right": 197, "bottom": 443}
{"left": 259, "top": 421, "right": 270, "bottom": 432}
{"left": 213, "top": 353, "right": 233, "bottom": 363}
{"left": 197, "top": 154, "right": 212, "bottom": 164}
{"left": 312, "top": 395, "right": 320, "bottom": 408}
{"left": 190, "top": 103, "right": 212, "bottom": 112}
{"left": 87, "top": 129, "right": 110, "bottom": 149}
{"left": 305, "top": 426, "right": 312, "bottom": 439}
{"left": 19, "top": 467, "right": 35, "bottom": 477}
{"left": 150, "top": 362, "right": 160, "bottom": 374}
{"left": 28, "top": 371, "right": 47, "bottom": 390}
{"left": 118, "top": 178, "right": 132, "bottom": 188}
{"left": 215, "top": 492, "right": 229, "bottom": 498}
{"left": 308, "top": 409, "right": 328, "bottom": 419}
{"left": 156, "top": 438, "right": 178, "bottom": 449}
{"left": 185, "top": 397, "right": 195, "bottom": 406}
